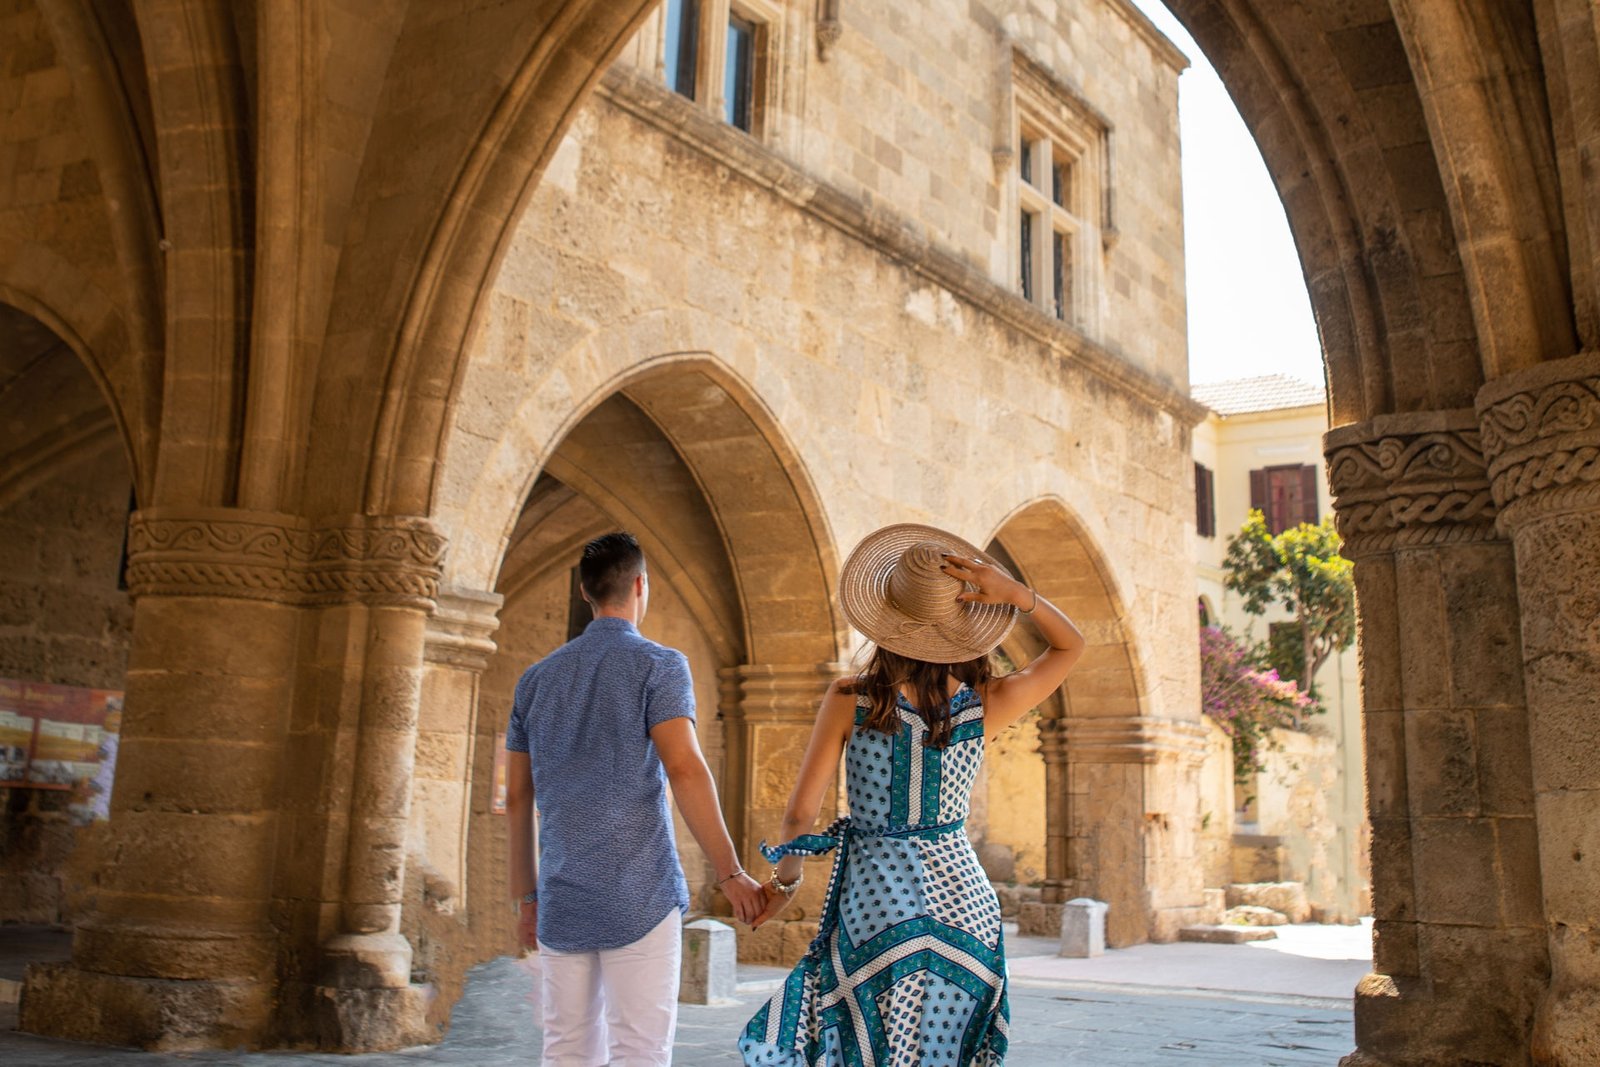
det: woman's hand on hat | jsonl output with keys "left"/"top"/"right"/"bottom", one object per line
{"left": 940, "top": 554, "right": 1030, "bottom": 609}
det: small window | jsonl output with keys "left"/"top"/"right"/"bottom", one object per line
{"left": 1020, "top": 211, "right": 1036, "bottom": 301}
{"left": 724, "top": 14, "right": 757, "bottom": 131}
{"left": 1195, "top": 463, "right": 1216, "bottom": 539}
{"left": 1019, "top": 137, "right": 1034, "bottom": 185}
{"left": 1249, "top": 464, "right": 1319, "bottom": 534}
{"left": 1052, "top": 160, "right": 1070, "bottom": 208}
{"left": 665, "top": 0, "right": 700, "bottom": 100}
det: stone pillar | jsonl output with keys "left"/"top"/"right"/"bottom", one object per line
{"left": 304, "top": 519, "right": 447, "bottom": 1050}
{"left": 17, "top": 508, "right": 449, "bottom": 1052}
{"left": 1037, "top": 716, "right": 1071, "bottom": 906}
{"left": 1063, "top": 715, "right": 1210, "bottom": 945}
{"left": 18, "top": 508, "right": 303, "bottom": 1049}
{"left": 411, "top": 588, "right": 502, "bottom": 920}
{"left": 1326, "top": 411, "right": 1546, "bottom": 1066}
{"left": 1477, "top": 352, "right": 1600, "bottom": 1063}
{"left": 720, "top": 662, "right": 840, "bottom": 964}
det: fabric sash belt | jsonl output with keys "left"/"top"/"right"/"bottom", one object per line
{"left": 758, "top": 815, "right": 967, "bottom": 963}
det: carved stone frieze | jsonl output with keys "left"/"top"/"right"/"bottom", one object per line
{"left": 1476, "top": 351, "right": 1600, "bottom": 529}
{"left": 1323, "top": 410, "right": 1497, "bottom": 556}
{"left": 125, "top": 508, "right": 447, "bottom": 609}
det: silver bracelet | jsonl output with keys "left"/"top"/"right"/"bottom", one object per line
{"left": 1019, "top": 589, "right": 1038, "bottom": 615}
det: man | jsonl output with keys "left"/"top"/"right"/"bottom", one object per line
{"left": 506, "top": 531, "right": 764, "bottom": 1066}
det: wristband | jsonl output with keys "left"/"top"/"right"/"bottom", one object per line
{"left": 716, "top": 868, "right": 746, "bottom": 886}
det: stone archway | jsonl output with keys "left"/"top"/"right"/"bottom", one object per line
{"left": 982, "top": 497, "right": 1203, "bottom": 947}
{"left": 413, "top": 354, "right": 846, "bottom": 987}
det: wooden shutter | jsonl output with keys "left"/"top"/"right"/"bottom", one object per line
{"left": 1195, "top": 463, "right": 1216, "bottom": 538}
{"left": 1249, "top": 468, "right": 1268, "bottom": 520}
{"left": 1299, "top": 464, "right": 1320, "bottom": 526}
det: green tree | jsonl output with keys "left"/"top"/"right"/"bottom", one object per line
{"left": 1222, "top": 511, "right": 1355, "bottom": 697}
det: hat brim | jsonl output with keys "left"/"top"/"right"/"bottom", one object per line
{"left": 839, "top": 523, "right": 1018, "bottom": 664}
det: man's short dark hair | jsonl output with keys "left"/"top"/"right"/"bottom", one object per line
{"left": 579, "top": 532, "right": 645, "bottom": 606}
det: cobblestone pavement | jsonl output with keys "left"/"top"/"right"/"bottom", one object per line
{"left": 2, "top": 956, "right": 1353, "bottom": 1066}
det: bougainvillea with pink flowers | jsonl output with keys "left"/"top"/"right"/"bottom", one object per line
{"left": 1200, "top": 624, "right": 1318, "bottom": 784}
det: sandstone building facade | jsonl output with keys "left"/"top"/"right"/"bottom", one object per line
{"left": 1, "top": 1, "right": 1598, "bottom": 1065}
{"left": 1193, "top": 373, "right": 1370, "bottom": 925}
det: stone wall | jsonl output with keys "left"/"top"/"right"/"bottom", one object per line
{"left": 0, "top": 447, "right": 132, "bottom": 691}
{"left": 0, "top": 444, "right": 132, "bottom": 926}
{"left": 430, "top": 22, "right": 1202, "bottom": 960}
{"left": 969, "top": 709, "right": 1048, "bottom": 886}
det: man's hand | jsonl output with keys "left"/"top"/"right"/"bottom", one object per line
{"left": 517, "top": 899, "right": 538, "bottom": 950}
{"left": 719, "top": 871, "right": 766, "bottom": 925}
{"left": 752, "top": 883, "right": 795, "bottom": 929}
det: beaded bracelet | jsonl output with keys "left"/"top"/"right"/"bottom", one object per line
{"left": 770, "top": 868, "right": 803, "bottom": 895}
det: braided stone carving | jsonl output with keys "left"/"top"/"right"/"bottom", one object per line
{"left": 1324, "top": 411, "right": 1497, "bottom": 556}
{"left": 1476, "top": 353, "right": 1600, "bottom": 528}
{"left": 126, "top": 508, "right": 447, "bottom": 609}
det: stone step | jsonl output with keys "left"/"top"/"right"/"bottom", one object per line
{"left": 1178, "top": 924, "right": 1278, "bottom": 944}
{"left": 1221, "top": 904, "right": 1290, "bottom": 927}
{"left": 1227, "top": 880, "right": 1311, "bottom": 923}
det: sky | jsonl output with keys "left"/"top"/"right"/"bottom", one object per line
{"left": 1128, "top": 0, "right": 1325, "bottom": 387}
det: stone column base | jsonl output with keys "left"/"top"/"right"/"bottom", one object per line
{"left": 20, "top": 962, "right": 272, "bottom": 1051}
{"left": 280, "top": 980, "right": 436, "bottom": 1051}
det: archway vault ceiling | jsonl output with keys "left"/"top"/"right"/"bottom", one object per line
{"left": 499, "top": 393, "right": 747, "bottom": 667}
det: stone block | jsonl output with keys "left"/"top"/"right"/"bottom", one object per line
{"left": 1230, "top": 834, "right": 1286, "bottom": 884}
{"left": 1059, "top": 898, "right": 1108, "bottom": 958}
{"left": 1017, "top": 901, "right": 1063, "bottom": 937}
{"left": 1178, "top": 925, "right": 1276, "bottom": 944}
{"left": 679, "top": 918, "right": 736, "bottom": 1005}
{"left": 1201, "top": 887, "right": 1225, "bottom": 924}
{"left": 1404, "top": 709, "right": 1479, "bottom": 817}
{"left": 1221, "top": 905, "right": 1288, "bottom": 926}
{"left": 1226, "top": 881, "right": 1311, "bottom": 923}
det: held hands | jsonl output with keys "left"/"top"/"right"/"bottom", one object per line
{"left": 718, "top": 870, "right": 767, "bottom": 926}
{"left": 752, "top": 882, "right": 796, "bottom": 929}
{"left": 941, "top": 554, "right": 1032, "bottom": 610}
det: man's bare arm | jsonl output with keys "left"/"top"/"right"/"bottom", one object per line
{"left": 650, "top": 717, "right": 765, "bottom": 924}
{"left": 506, "top": 750, "right": 538, "bottom": 948}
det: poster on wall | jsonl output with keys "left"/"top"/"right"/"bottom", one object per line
{"left": 0, "top": 678, "right": 124, "bottom": 817}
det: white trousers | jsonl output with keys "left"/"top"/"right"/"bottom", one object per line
{"left": 539, "top": 907, "right": 681, "bottom": 1067}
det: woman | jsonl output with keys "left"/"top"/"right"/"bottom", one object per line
{"left": 738, "top": 523, "right": 1086, "bottom": 1066}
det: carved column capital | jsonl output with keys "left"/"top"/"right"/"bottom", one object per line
{"left": 1476, "top": 350, "right": 1600, "bottom": 530}
{"left": 125, "top": 508, "right": 447, "bottom": 610}
{"left": 1036, "top": 716, "right": 1070, "bottom": 761}
{"left": 815, "top": 0, "right": 843, "bottom": 60}
{"left": 720, "top": 662, "right": 843, "bottom": 723}
{"left": 1324, "top": 409, "right": 1498, "bottom": 558}
{"left": 423, "top": 586, "right": 503, "bottom": 671}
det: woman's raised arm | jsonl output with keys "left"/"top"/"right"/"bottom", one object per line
{"left": 940, "top": 554, "right": 1087, "bottom": 734}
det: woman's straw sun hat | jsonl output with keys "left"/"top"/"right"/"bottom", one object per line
{"left": 839, "top": 523, "right": 1018, "bottom": 664}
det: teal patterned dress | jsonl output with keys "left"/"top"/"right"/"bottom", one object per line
{"left": 738, "top": 684, "right": 1009, "bottom": 1066}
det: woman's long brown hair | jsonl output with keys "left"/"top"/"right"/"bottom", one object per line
{"left": 842, "top": 647, "right": 993, "bottom": 749}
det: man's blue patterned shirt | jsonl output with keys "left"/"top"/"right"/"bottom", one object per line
{"left": 505, "top": 615, "right": 694, "bottom": 951}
